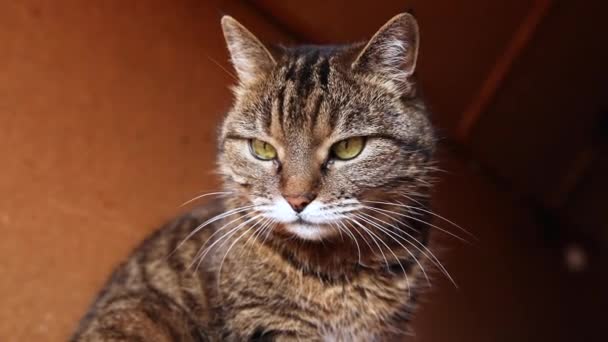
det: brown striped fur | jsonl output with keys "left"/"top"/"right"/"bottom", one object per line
{"left": 73, "top": 13, "right": 439, "bottom": 341}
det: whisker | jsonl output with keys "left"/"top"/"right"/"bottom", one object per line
{"left": 194, "top": 212, "right": 263, "bottom": 262}
{"left": 186, "top": 214, "right": 250, "bottom": 271}
{"left": 336, "top": 220, "right": 363, "bottom": 266}
{"left": 343, "top": 219, "right": 378, "bottom": 264}
{"left": 322, "top": 210, "right": 362, "bottom": 265}
{"left": 355, "top": 212, "right": 431, "bottom": 286}
{"left": 216, "top": 216, "right": 269, "bottom": 288}
{"left": 317, "top": 208, "right": 347, "bottom": 242}
{"left": 239, "top": 217, "right": 274, "bottom": 260}
{"left": 361, "top": 201, "right": 470, "bottom": 243}
{"left": 360, "top": 205, "right": 457, "bottom": 287}
{"left": 179, "top": 191, "right": 233, "bottom": 207}
{"left": 347, "top": 217, "right": 411, "bottom": 297}
{"left": 423, "top": 165, "right": 448, "bottom": 173}
{"left": 261, "top": 221, "right": 275, "bottom": 245}
{"left": 328, "top": 221, "right": 345, "bottom": 242}
{"left": 168, "top": 204, "right": 259, "bottom": 259}
{"left": 190, "top": 213, "right": 263, "bottom": 272}
{"left": 394, "top": 195, "right": 476, "bottom": 240}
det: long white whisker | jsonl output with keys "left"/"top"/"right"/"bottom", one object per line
{"left": 260, "top": 216, "right": 278, "bottom": 246}
{"left": 169, "top": 204, "right": 259, "bottom": 258}
{"left": 334, "top": 220, "right": 362, "bottom": 265}
{"left": 240, "top": 217, "right": 274, "bottom": 260}
{"left": 343, "top": 219, "right": 378, "bottom": 263}
{"left": 393, "top": 195, "right": 476, "bottom": 239}
{"left": 330, "top": 221, "right": 345, "bottom": 241}
{"left": 347, "top": 217, "right": 411, "bottom": 297}
{"left": 362, "top": 201, "right": 470, "bottom": 243}
{"left": 191, "top": 213, "right": 263, "bottom": 272}
{"left": 179, "top": 191, "right": 233, "bottom": 207}
{"left": 355, "top": 212, "right": 431, "bottom": 286}
{"left": 361, "top": 205, "right": 457, "bottom": 287}
{"left": 186, "top": 213, "right": 250, "bottom": 271}
{"left": 216, "top": 216, "right": 268, "bottom": 288}
{"left": 192, "top": 210, "right": 258, "bottom": 254}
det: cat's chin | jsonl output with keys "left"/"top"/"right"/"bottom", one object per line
{"left": 283, "top": 223, "right": 335, "bottom": 241}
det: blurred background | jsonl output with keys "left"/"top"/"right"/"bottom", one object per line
{"left": 1, "top": 1, "right": 606, "bottom": 341}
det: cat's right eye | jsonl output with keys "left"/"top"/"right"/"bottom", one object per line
{"left": 249, "top": 139, "right": 277, "bottom": 160}
{"left": 331, "top": 137, "right": 365, "bottom": 160}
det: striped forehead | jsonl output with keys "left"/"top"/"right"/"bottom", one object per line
{"left": 267, "top": 48, "right": 335, "bottom": 140}
{"left": 229, "top": 46, "right": 404, "bottom": 143}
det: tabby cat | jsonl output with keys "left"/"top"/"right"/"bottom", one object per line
{"left": 72, "top": 13, "right": 446, "bottom": 341}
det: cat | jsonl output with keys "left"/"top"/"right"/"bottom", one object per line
{"left": 72, "top": 12, "right": 443, "bottom": 341}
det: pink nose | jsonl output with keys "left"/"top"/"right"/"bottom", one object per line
{"left": 284, "top": 194, "right": 316, "bottom": 213}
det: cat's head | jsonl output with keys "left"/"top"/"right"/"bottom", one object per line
{"left": 218, "top": 14, "right": 435, "bottom": 242}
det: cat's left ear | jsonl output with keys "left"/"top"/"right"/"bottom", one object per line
{"left": 221, "top": 16, "right": 276, "bottom": 85}
{"left": 352, "top": 13, "right": 419, "bottom": 92}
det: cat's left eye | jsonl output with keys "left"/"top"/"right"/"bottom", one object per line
{"left": 250, "top": 139, "right": 277, "bottom": 160}
{"left": 331, "top": 137, "right": 365, "bottom": 160}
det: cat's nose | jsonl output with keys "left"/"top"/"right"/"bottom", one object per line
{"left": 284, "top": 193, "right": 316, "bottom": 213}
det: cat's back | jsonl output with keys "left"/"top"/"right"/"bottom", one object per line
{"left": 71, "top": 202, "right": 225, "bottom": 341}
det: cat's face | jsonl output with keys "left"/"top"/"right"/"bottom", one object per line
{"left": 219, "top": 14, "right": 435, "bottom": 241}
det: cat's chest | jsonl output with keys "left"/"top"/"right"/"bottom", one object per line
{"left": 222, "top": 267, "right": 410, "bottom": 340}
{"left": 219, "top": 245, "right": 413, "bottom": 340}
{"left": 298, "top": 275, "right": 410, "bottom": 339}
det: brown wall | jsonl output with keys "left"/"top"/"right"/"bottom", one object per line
{"left": 469, "top": 0, "right": 608, "bottom": 244}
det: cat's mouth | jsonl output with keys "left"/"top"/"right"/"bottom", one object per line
{"left": 294, "top": 216, "right": 313, "bottom": 225}
{"left": 283, "top": 222, "right": 332, "bottom": 241}
{"left": 257, "top": 197, "right": 360, "bottom": 240}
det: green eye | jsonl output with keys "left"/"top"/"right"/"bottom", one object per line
{"left": 331, "top": 137, "right": 365, "bottom": 160}
{"left": 250, "top": 139, "right": 277, "bottom": 160}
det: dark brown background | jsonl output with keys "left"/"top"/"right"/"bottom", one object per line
{"left": 1, "top": 1, "right": 606, "bottom": 341}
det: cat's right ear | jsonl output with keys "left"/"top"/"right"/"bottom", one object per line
{"left": 352, "top": 13, "right": 419, "bottom": 93}
{"left": 221, "top": 16, "right": 276, "bottom": 85}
